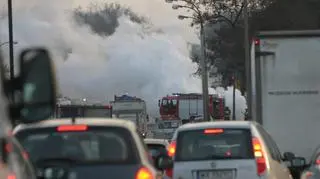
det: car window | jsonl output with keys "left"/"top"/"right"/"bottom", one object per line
{"left": 146, "top": 144, "right": 167, "bottom": 157}
{"left": 175, "top": 128, "right": 254, "bottom": 161}
{"left": 15, "top": 126, "right": 139, "bottom": 164}
{"left": 266, "top": 132, "right": 282, "bottom": 161}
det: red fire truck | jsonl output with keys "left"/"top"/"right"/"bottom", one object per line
{"left": 158, "top": 93, "right": 225, "bottom": 122}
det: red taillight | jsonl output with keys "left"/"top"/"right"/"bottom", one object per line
{"left": 252, "top": 137, "right": 266, "bottom": 176}
{"left": 254, "top": 39, "right": 260, "bottom": 45}
{"left": 7, "top": 174, "right": 16, "bottom": 179}
{"left": 22, "top": 151, "right": 29, "bottom": 160}
{"left": 204, "top": 128, "right": 224, "bottom": 134}
{"left": 305, "top": 171, "right": 314, "bottom": 179}
{"left": 135, "top": 167, "right": 153, "bottom": 179}
{"left": 57, "top": 125, "right": 88, "bottom": 132}
{"left": 167, "top": 141, "right": 176, "bottom": 157}
{"left": 5, "top": 143, "right": 12, "bottom": 153}
{"left": 165, "top": 168, "right": 173, "bottom": 178}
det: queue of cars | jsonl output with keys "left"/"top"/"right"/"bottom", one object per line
{"left": 10, "top": 117, "right": 311, "bottom": 179}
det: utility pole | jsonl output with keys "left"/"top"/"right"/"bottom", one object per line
{"left": 232, "top": 72, "right": 236, "bottom": 120}
{"left": 200, "top": 22, "right": 210, "bottom": 121}
{"left": 243, "top": 0, "right": 252, "bottom": 120}
{"left": 8, "top": 0, "right": 14, "bottom": 80}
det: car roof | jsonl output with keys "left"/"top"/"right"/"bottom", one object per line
{"left": 13, "top": 118, "right": 136, "bottom": 134}
{"left": 144, "top": 138, "right": 169, "bottom": 146}
{"left": 177, "top": 121, "right": 256, "bottom": 132}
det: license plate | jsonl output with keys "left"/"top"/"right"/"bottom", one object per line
{"left": 198, "top": 170, "right": 233, "bottom": 179}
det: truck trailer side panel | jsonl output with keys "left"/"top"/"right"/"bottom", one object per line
{"left": 254, "top": 30, "right": 320, "bottom": 161}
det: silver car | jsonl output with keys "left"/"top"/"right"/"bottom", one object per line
{"left": 167, "top": 121, "right": 299, "bottom": 179}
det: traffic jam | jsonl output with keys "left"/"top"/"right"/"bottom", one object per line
{"left": 6, "top": 34, "right": 320, "bottom": 178}
{"left": 1, "top": 91, "right": 312, "bottom": 179}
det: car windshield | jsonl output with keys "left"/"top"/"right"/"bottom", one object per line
{"left": 15, "top": 126, "right": 138, "bottom": 164}
{"left": 175, "top": 128, "right": 254, "bottom": 161}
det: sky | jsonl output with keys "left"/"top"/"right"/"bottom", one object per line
{"left": 0, "top": 0, "right": 247, "bottom": 119}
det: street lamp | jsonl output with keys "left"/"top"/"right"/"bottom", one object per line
{"left": 166, "top": 0, "right": 210, "bottom": 121}
{"left": 0, "top": 41, "right": 18, "bottom": 47}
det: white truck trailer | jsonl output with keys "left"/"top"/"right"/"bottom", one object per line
{"left": 110, "top": 95, "right": 148, "bottom": 133}
{"left": 55, "top": 98, "right": 112, "bottom": 118}
{"left": 250, "top": 30, "right": 320, "bottom": 162}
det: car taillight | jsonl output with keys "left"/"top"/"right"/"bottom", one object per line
{"left": 252, "top": 137, "right": 266, "bottom": 176}
{"left": 7, "top": 173, "right": 16, "bottom": 179}
{"left": 135, "top": 167, "right": 153, "bottom": 179}
{"left": 5, "top": 143, "right": 12, "bottom": 153}
{"left": 165, "top": 168, "right": 173, "bottom": 178}
{"left": 22, "top": 151, "right": 29, "bottom": 160}
{"left": 167, "top": 141, "right": 176, "bottom": 157}
{"left": 304, "top": 171, "right": 314, "bottom": 179}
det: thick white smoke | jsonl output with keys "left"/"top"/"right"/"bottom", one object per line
{"left": 0, "top": 0, "right": 246, "bottom": 119}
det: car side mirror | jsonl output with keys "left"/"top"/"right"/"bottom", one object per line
{"left": 17, "top": 48, "right": 57, "bottom": 123}
{"left": 155, "top": 155, "right": 173, "bottom": 170}
{"left": 283, "top": 152, "right": 295, "bottom": 161}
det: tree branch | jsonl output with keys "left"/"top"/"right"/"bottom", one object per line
{"left": 231, "top": 2, "right": 244, "bottom": 27}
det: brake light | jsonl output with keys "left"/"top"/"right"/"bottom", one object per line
{"left": 7, "top": 173, "right": 16, "bottom": 179}
{"left": 167, "top": 141, "right": 176, "bottom": 157}
{"left": 135, "top": 167, "right": 153, "bottom": 179}
{"left": 252, "top": 137, "right": 266, "bottom": 176}
{"left": 254, "top": 38, "right": 260, "bottom": 45}
{"left": 5, "top": 143, "right": 12, "bottom": 153}
{"left": 57, "top": 125, "right": 88, "bottom": 132}
{"left": 22, "top": 151, "right": 29, "bottom": 160}
{"left": 165, "top": 168, "right": 173, "bottom": 178}
{"left": 204, "top": 128, "right": 224, "bottom": 134}
{"left": 305, "top": 171, "right": 314, "bottom": 179}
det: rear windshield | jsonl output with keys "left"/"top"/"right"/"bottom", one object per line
{"left": 15, "top": 126, "right": 139, "bottom": 164}
{"left": 146, "top": 144, "right": 167, "bottom": 157}
{"left": 175, "top": 128, "right": 254, "bottom": 161}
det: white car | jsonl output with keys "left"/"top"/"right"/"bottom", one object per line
{"left": 166, "top": 121, "right": 296, "bottom": 179}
